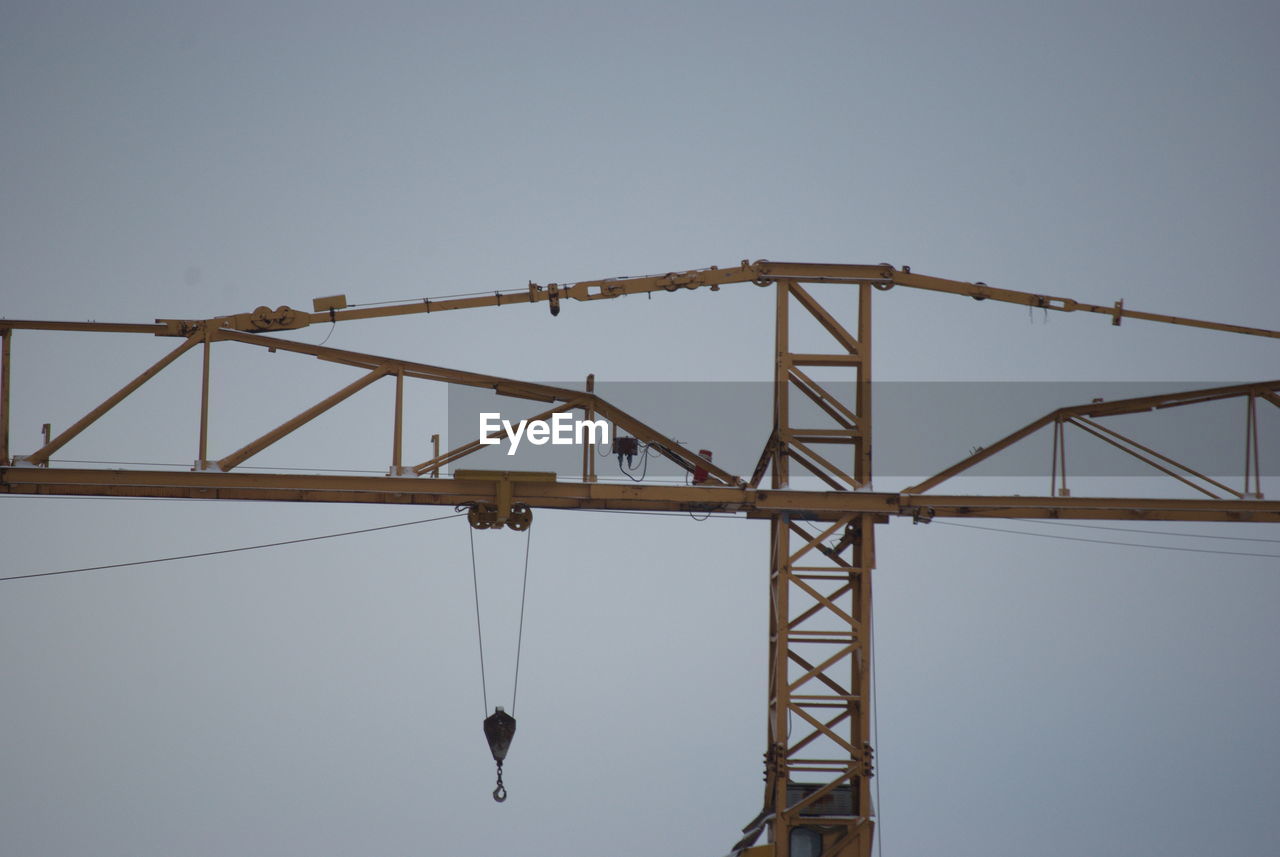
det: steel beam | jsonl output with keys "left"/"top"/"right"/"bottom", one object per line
{"left": 4, "top": 468, "right": 1279, "bottom": 522}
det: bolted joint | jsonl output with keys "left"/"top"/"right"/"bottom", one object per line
{"left": 763, "top": 742, "right": 788, "bottom": 780}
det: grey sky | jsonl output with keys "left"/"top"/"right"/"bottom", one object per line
{"left": 2, "top": 2, "right": 1278, "bottom": 856}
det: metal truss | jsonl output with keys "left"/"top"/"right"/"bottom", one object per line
{"left": 2, "top": 262, "right": 1277, "bottom": 857}
{"left": 906, "top": 380, "right": 1280, "bottom": 500}
{"left": 0, "top": 324, "right": 735, "bottom": 488}
{"left": 753, "top": 281, "right": 875, "bottom": 857}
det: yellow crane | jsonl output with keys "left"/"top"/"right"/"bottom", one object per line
{"left": 2, "top": 261, "right": 1276, "bottom": 857}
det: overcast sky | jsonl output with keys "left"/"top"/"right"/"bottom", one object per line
{"left": 2, "top": 2, "right": 1278, "bottom": 856}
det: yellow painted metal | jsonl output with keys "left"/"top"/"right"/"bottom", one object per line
{"left": 3, "top": 260, "right": 1278, "bottom": 857}
{"left": 763, "top": 280, "right": 876, "bottom": 857}
{"left": 1050, "top": 417, "right": 1069, "bottom": 497}
{"left": 886, "top": 267, "right": 1280, "bottom": 339}
{"left": 198, "top": 331, "right": 212, "bottom": 468}
{"left": 212, "top": 329, "right": 741, "bottom": 487}
{"left": 1, "top": 328, "right": 10, "bottom": 466}
{"left": 582, "top": 374, "right": 597, "bottom": 484}
{"left": 773, "top": 282, "right": 790, "bottom": 489}
{"left": 0, "top": 319, "right": 167, "bottom": 334}
{"left": 3, "top": 466, "right": 1279, "bottom": 522}
{"left": 855, "top": 284, "right": 872, "bottom": 486}
{"left": 453, "top": 469, "right": 556, "bottom": 528}
{"left": 10, "top": 258, "right": 1274, "bottom": 342}
{"left": 19, "top": 333, "right": 202, "bottom": 467}
{"left": 905, "top": 381, "right": 1280, "bottom": 495}
{"left": 312, "top": 294, "right": 348, "bottom": 313}
{"left": 215, "top": 363, "right": 393, "bottom": 472}
{"left": 1069, "top": 416, "right": 1241, "bottom": 499}
{"left": 1246, "top": 394, "right": 1263, "bottom": 499}
{"left": 392, "top": 369, "right": 404, "bottom": 474}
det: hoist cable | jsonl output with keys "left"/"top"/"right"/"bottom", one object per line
{"left": 468, "top": 525, "right": 490, "bottom": 716}
{"left": 469, "top": 525, "right": 535, "bottom": 716}
{"left": 511, "top": 526, "right": 533, "bottom": 714}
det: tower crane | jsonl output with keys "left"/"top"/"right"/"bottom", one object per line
{"left": 2, "top": 261, "right": 1276, "bottom": 857}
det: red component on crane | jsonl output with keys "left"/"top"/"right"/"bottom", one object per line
{"left": 692, "top": 449, "right": 713, "bottom": 484}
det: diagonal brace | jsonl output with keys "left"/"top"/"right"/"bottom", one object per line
{"left": 216, "top": 363, "right": 393, "bottom": 472}
{"left": 21, "top": 333, "right": 202, "bottom": 466}
{"left": 412, "top": 398, "right": 588, "bottom": 475}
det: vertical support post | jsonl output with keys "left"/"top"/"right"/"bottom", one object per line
{"left": 393, "top": 368, "right": 405, "bottom": 474}
{"left": 1, "top": 328, "right": 11, "bottom": 466}
{"left": 1253, "top": 396, "right": 1263, "bottom": 499}
{"left": 1051, "top": 418, "right": 1069, "bottom": 497}
{"left": 855, "top": 283, "right": 872, "bottom": 485}
{"left": 583, "top": 373, "right": 597, "bottom": 483}
{"left": 855, "top": 514, "right": 876, "bottom": 826}
{"left": 1245, "top": 393, "right": 1262, "bottom": 498}
{"left": 774, "top": 281, "right": 791, "bottom": 489}
{"left": 430, "top": 434, "right": 441, "bottom": 478}
{"left": 768, "top": 276, "right": 792, "bottom": 853}
{"left": 198, "top": 332, "right": 211, "bottom": 467}
{"left": 1050, "top": 418, "right": 1060, "bottom": 496}
{"left": 767, "top": 513, "right": 792, "bottom": 857}
{"left": 1059, "top": 422, "right": 1069, "bottom": 496}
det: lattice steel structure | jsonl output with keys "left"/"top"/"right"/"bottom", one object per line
{"left": 3, "top": 261, "right": 1277, "bottom": 857}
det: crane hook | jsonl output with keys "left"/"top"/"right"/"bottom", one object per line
{"left": 484, "top": 706, "right": 517, "bottom": 803}
{"left": 493, "top": 763, "right": 507, "bottom": 802}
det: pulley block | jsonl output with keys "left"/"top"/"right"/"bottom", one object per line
{"left": 484, "top": 706, "right": 517, "bottom": 802}
{"left": 464, "top": 502, "right": 532, "bottom": 531}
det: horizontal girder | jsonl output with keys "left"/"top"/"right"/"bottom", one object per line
{"left": 3, "top": 467, "right": 1276, "bottom": 522}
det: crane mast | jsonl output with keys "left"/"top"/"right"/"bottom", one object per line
{"left": 2, "top": 262, "right": 1277, "bottom": 857}
{"left": 756, "top": 280, "right": 877, "bottom": 856}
